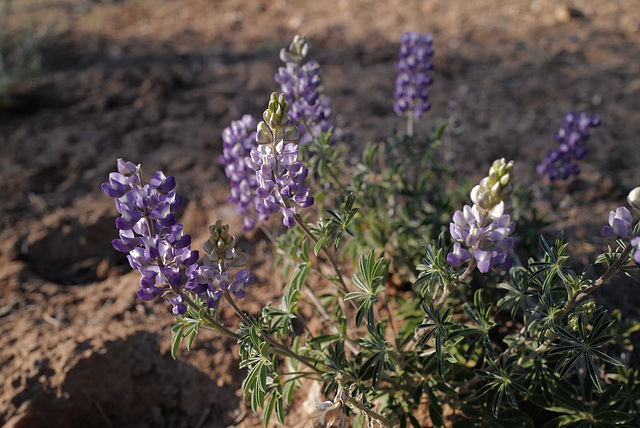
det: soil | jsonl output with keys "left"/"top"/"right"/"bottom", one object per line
{"left": 1, "top": 0, "right": 640, "bottom": 427}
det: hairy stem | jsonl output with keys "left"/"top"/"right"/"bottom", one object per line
{"left": 436, "top": 260, "right": 476, "bottom": 311}
{"left": 183, "top": 295, "right": 241, "bottom": 341}
{"left": 346, "top": 397, "right": 398, "bottom": 427}
{"left": 220, "top": 291, "right": 323, "bottom": 375}
{"left": 557, "top": 244, "right": 634, "bottom": 320}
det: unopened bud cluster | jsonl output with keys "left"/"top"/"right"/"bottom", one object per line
{"left": 471, "top": 159, "right": 515, "bottom": 221}
{"left": 185, "top": 220, "right": 253, "bottom": 303}
{"left": 567, "top": 300, "right": 596, "bottom": 332}
{"left": 447, "top": 159, "right": 516, "bottom": 273}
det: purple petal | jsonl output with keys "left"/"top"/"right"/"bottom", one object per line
{"left": 138, "top": 286, "right": 162, "bottom": 301}
{"left": 474, "top": 249, "right": 492, "bottom": 273}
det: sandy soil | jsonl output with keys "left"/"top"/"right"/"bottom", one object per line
{"left": 1, "top": 0, "right": 639, "bottom": 426}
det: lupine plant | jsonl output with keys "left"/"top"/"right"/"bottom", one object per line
{"left": 103, "top": 33, "right": 640, "bottom": 427}
{"left": 537, "top": 111, "right": 601, "bottom": 181}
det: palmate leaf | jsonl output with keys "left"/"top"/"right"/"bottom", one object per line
{"left": 473, "top": 357, "right": 529, "bottom": 417}
{"left": 550, "top": 311, "right": 622, "bottom": 392}
{"left": 357, "top": 322, "right": 395, "bottom": 389}
{"left": 418, "top": 302, "right": 453, "bottom": 360}
{"left": 497, "top": 268, "right": 537, "bottom": 318}
{"left": 346, "top": 250, "right": 388, "bottom": 327}
{"left": 543, "top": 384, "right": 633, "bottom": 428}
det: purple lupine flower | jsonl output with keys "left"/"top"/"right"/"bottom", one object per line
{"left": 631, "top": 236, "right": 640, "bottom": 264}
{"left": 220, "top": 115, "right": 268, "bottom": 232}
{"left": 447, "top": 159, "right": 516, "bottom": 273}
{"left": 246, "top": 93, "right": 314, "bottom": 227}
{"left": 103, "top": 160, "right": 254, "bottom": 315}
{"left": 449, "top": 207, "right": 515, "bottom": 273}
{"left": 393, "top": 31, "right": 434, "bottom": 119}
{"left": 601, "top": 202, "right": 640, "bottom": 263}
{"left": 247, "top": 140, "right": 313, "bottom": 226}
{"left": 601, "top": 207, "right": 633, "bottom": 240}
{"left": 446, "top": 242, "right": 471, "bottom": 267}
{"left": 275, "top": 35, "right": 334, "bottom": 144}
{"left": 102, "top": 159, "right": 198, "bottom": 314}
{"left": 537, "top": 112, "right": 600, "bottom": 181}
{"left": 167, "top": 293, "right": 187, "bottom": 315}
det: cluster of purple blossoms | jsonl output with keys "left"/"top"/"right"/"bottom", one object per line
{"left": 393, "top": 31, "right": 434, "bottom": 119}
{"left": 601, "top": 187, "right": 640, "bottom": 263}
{"left": 537, "top": 111, "right": 600, "bottom": 181}
{"left": 102, "top": 160, "right": 253, "bottom": 315}
{"left": 274, "top": 35, "right": 334, "bottom": 144}
{"left": 246, "top": 93, "right": 314, "bottom": 227}
{"left": 447, "top": 159, "right": 516, "bottom": 273}
{"left": 219, "top": 114, "right": 267, "bottom": 232}
{"left": 447, "top": 206, "right": 515, "bottom": 273}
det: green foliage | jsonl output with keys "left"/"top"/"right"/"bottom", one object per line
{"left": 170, "top": 298, "right": 208, "bottom": 358}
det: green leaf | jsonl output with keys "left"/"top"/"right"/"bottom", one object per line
{"left": 171, "top": 321, "right": 186, "bottom": 359}
{"left": 275, "top": 392, "right": 285, "bottom": 425}
{"left": 593, "top": 410, "right": 633, "bottom": 424}
{"left": 245, "top": 361, "right": 262, "bottom": 394}
{"left": 300, "top": 238, "right": 310, "bottom": 263}
{"left": 313, "top": 236, "right": 326, "bottom": 257}
{"left": 283, "top": 380, "right": 295, "bottom": 405}
{"left": 263, "top": 392, "right": 277, "bottom": 426}
{"left": 433, "top": 121, "right": 447, "bottom": 142}
{"left": 492, "top": 386, "right": 505, "bottom": 417}
{"left": 185, "top": 322, "right": 199, "bottom": 351}
{"left": 259, "top": 363, "right": 268, "bottom": 392}
{"left": 363, "top": 142, "right": 377, "bottom": 169}
{"left": 345, "top": 291, "right": 369, "bottom": 301}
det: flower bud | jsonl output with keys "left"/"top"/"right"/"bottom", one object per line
{"left": 256, "top": 122, "right": 272, "bottom": 145}
{"left": 628, "top": 187, "right": 640, "bottom": 211}
{"left": 280, "top": 34, "right": 310, "bottom": 64}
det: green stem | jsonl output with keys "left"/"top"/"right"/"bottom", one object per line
{"left": 557, "top": 244, "right": 633, "bottom": 321}
{"left": 292, "top": 213, "right": 350, "bottom": 297}
{"left": 406, "top": 112, "right": 414, "bottom": 137}
{"left": 346, "top": 397, "right": 398, "bottom": 427}
{"left": 436, "top": 260, "right": 476, "bottom": 311}
{"left": 221, "top": 290, "right": 323, "bottom": 376}
{"left": 223, "top": 290, "right": 251, "bottom": 324}
{"left": 183, "top": 295, "right": 241, "bottom": 341}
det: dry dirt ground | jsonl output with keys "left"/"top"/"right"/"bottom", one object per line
{"left": 1, "top": 0, "right": 640, "bottom": 427}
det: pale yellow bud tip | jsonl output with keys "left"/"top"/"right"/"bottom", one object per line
{"left": 628, "top": 187, "right": 640, "bottom": 210}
